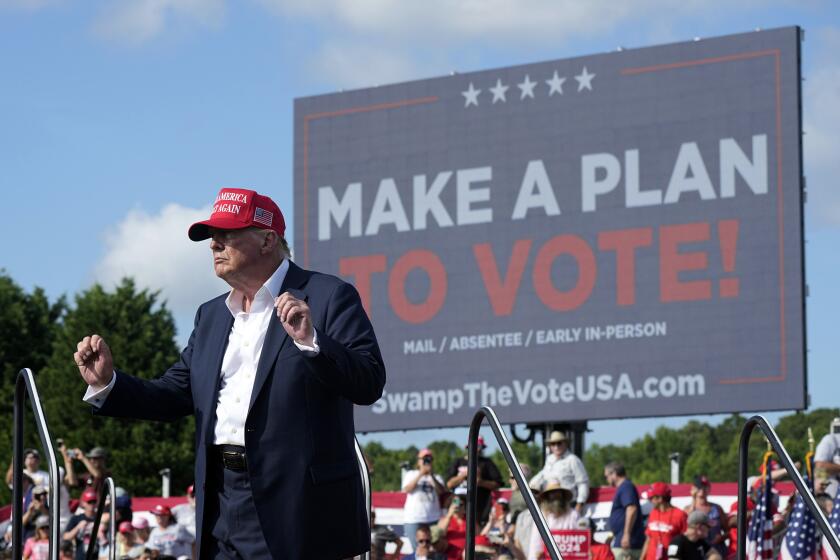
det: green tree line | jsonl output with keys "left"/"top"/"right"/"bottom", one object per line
{"left": 1, "top": 271, "right": 835, "bottom": 500}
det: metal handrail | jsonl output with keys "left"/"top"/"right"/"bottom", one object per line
{"left": 13, "top": 368, "right": 61, "bottom": 560}
{"left": 86, "top": 477, "right": 116, "bottom": 560}
{"left": 737, "top": 415, "right": 840, "bottom": 560}
{"left": 467, "top": 406, "right": 563, "bottom": 560}
{"left": 354, "top": 437, "right": 371, "bottom": 560}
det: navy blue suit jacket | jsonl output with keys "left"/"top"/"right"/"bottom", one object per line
{"left": 96, "top": 261, "right": 386, "bottom": 559}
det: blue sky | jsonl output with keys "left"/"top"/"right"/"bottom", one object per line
{"left": 2, "top": 0, "right": 839, "bottom": 453}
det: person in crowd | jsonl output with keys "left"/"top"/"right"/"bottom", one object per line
{"left": 667, "top": 511, "right": 721, "bottom": 560}
{"left": 815, "top": 418, "right": 840, "bottom": 498}
{"left": 171, "top": 484, "right": 196, "bottom": 540}
{"left": 446, "top": 436, "right": 503, "bottom": 523}
{"left": 116, "top": 521, "right": 144, "bottom": 557}
{"left": 605, "top": 461, "right": 645, "bottom": 560}
{"left": 482, "top": 497, "right": 512, "bottom": 554}
{"left": 22, "top": 485, "right": 49, "bottom": 540}
{"left": 55, "top": 439, "right": 80, "bottom": 529}
{"left": 508, "top": 464, "right": 532, "bottom": 520}
{"left": 430, "top": 525, "right": 449, "bottom": 557}
{"left": 69, "top": 447, "right": 111, "bottom": 496}
{"left": 131, "top": 517, "right": 150, "bottom": 544}
{"left": 724, "top": 494, "right": 753, "bottom": 560}
{"left": 6, "top": 449, "right": 49, "bottom": 489}
{"left": 370, "top": 526, "right": 404, "bottom": 560}
{"left": 529, "top": 431, "right": 590, "bottom": 514}
{"left": 526, "top": 480, "right": 580, "bottom": 560}
{"left": 59, "top": 540, "right": 74, "bottom": 560}
{"left": 403, "top": 448, "right": 448, "bottom": 548}
{"left": 437, "top": 491, "right": 473, "bottom": 560}
{"left": 404, "top": 524, "right": 445, "bottom": 560}
{"left": 147, "top": 504, "right": 194, "bottom": 559}
{"left": 23, "top": 515, "right": 50, "bottom": 560}
{"left": 64, "top": 488, "right": 100, "bottom": 560}
{"left": 641, "top": 482, "right": 687, "bottom": 560}
{"left": 683, "top": 476, "right": 727, "bottom": 557}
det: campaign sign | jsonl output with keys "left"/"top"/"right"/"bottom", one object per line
{"left": 544, "top": 529, "right": 591, "bottom": 560}
{"left": 293, "top": 27, "right": 806, "bottom": 431}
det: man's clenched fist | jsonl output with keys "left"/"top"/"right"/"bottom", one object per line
{"left": 74, "top": 334, "right": 114, "bottom": 390}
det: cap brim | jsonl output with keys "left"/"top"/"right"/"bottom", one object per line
{"left": 188, "top": 217, "right": 250, "bottom": 241}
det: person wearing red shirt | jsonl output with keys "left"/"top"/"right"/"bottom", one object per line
{"left": 641, "top": 483, "right": 687, "bottom": 560}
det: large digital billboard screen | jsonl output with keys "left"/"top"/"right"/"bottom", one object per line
{"left": 294, "top": 27, "right": 805, "bottom": 431}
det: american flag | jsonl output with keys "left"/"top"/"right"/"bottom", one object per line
{"left": 821, "top": 490, "right": 840, "bottom": 560}
{"left": 781, "top": 467, "right": 819, "bottom": 560}
{"left": 747, "top": 463, "right": 775, "bottom": 560}
{"left": 254, "top": 207, "right": 273, "bottom": 227}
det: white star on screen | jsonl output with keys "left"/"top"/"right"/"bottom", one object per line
{"left": 517, "top": 75, "right": 537, "bottom": 99}
{"left": 575, "top": 66, "right": 596, "bottom": 91}
{"left": 545, "top": 71, "right": 566, "bottom": 96}
{"left": 595, "top": 519, "right": 607, "bottom": 531}
{"left": 462, "top": 82, "right": 481, "bottom": 107}
{"left": 489, "top": 79, "right": 509, "bottom": 103}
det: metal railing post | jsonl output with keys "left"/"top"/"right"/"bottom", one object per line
{"left": 467, "top": 406, "right": 563, "bottom": 560}
{"left": 12, "top": 368, "right": 61, "bottom": 560}
{"left": 86, "top": 477, "right": 116, "bottom": 560}
{"left": 737, "top": 415, "right": 840, "bottom": 560}
{"left": 354, "top": 438, "right": 371, "bottom": 560}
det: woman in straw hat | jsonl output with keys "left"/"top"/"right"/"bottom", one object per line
{"left": 526, "top": 479, "right": 579, "bottom": 560}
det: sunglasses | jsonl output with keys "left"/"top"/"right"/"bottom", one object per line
{"left": 416, "top": 539, "right": 431, "bottom": 544}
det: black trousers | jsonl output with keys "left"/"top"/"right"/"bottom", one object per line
{"left": 201, "top": 454, "right": 273, "bottom": 559}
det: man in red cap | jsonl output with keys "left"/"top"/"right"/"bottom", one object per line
{"left": 73, "top": 187, "right": 386, "bottom": 559}
{"left": 63, "top": 488, "right": 100, "bottom": 560}
{"left": 641, "top": 482, "right": 687, "bottom": 560}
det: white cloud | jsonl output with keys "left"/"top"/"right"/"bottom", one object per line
{"left": 93, "top": 204, "right": 228, "bottom": 328}
{"left": 803, "top": 27, "right": 840, "bottom": 226}
{"left": 257, "top": 0, "right": 755, "bottom": 44}
{"left": 93, "top": 0, "right": 225, "bottom": 44}
{"left": 309, "top": 41, "right": 427, "bottom": 90}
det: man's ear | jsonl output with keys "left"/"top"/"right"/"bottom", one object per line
{"left": 261, "top": 230, "right": 278, "bottom": 254}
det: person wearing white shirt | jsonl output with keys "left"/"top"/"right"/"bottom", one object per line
{"left": 72, "top": 187, "right": 385, "bottom": 559}
{"left": 529, "top": 431, "right": 590, "bottom": 513}
{"left": 526, "top": 481, "right": 580, "bottom": 560}
{"left": 402, "top": 449, "right": 447, "bottom": 549}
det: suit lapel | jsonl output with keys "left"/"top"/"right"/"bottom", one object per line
{"left": 248, "top": 261, "right": 309, "bottom": 412}
{"left": 199, "top": 303, "right": 234, "bottom": 441}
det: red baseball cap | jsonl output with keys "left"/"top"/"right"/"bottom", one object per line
{"left": 465, "top": 436, "right": 487, "bottom": 449}
{"left": 81, "top": 488, "right": 98, "bottom": 503}
{"left": 188, "top": 188, "right": 285, "bottom": 241}
{"left": 118, "top": 521, "right": 134, "bottom": 534}
{"left": 649, "top": 482, "right": 671, "bottom": 498}
{"left": 151, "top": 504, "right": 172, "bottom": 516}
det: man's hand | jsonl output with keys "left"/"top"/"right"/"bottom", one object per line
{"left": 275, "top": 292, "right": 314, "bottom": 347}
{"left": 74, "top": 335, "right": 114, "bottom": 389}
{"left": 621, "top": 534, "right": 631, "bottom": 549}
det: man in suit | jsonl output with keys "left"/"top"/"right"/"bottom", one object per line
{"left": 74, "top": 187, "right": 386, "bottom": 559}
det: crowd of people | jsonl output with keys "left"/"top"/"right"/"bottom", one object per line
{"left": 4, "top": 419, "right": 839, "bottom": 559}
{"left": 3, "top": 444, "right": 196, "bottom": 560}
{"left": 371, "top": 424, "right": 840, "bottom": 560}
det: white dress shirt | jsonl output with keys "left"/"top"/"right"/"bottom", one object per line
{"left": 84, "top": 259, "right": 319, "bottom": 447}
